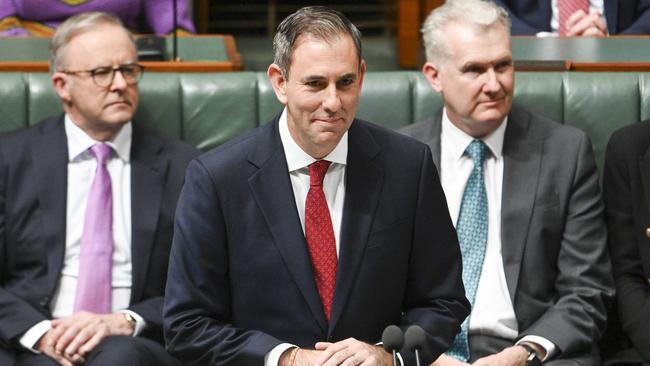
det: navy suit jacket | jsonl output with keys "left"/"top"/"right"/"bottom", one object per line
{"left": 0, "top": 115, "right": 198, "bottom": 363}
{"left": 163, "top": 115, "right": 470, "bottom": 366}
{"left": 495, "top": 0, "right": 650, "bottom": 35}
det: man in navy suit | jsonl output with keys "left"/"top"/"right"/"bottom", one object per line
{"left": 494, "top": 0, "right": 650, "bottom": 36}
{"left": 0, "top": 12, "right": 198, "bottom": 366}
{"left": 163, "top": 5, "right": 470, "bottom": 366}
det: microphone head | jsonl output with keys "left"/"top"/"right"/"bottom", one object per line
{"left": 404, "top": 325, "right": 426, "bottom": 351}
{"left": 382, "top": 325, "right": 404, "bottom": 352}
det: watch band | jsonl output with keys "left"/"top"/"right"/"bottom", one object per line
{"left": 520, "top": 343, "right": 542, "bottom": 366}
{"left": 123, "top": 312, "right": 137, "bottom": 332}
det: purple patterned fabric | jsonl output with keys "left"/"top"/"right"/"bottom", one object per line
{"left": 74, "top": 143, "right": 113, "bottom": 314}
{"left": 0, "top": 0, "right": 195, "bottom": 36}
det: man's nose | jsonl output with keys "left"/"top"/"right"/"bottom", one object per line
{"left": 483, "top": 69, "right": 501, "bottom": 93}
{"left": 110, "top": 69, "right": 128, "bottom": 90}
{"left": 322, "top": 85, "right": 342, "bottom": 113}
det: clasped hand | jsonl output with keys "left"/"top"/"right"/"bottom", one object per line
{"left": 282, "top": 338, "right": 392, "bottom": 366}
{"left": 36, "top": 311, "right": 134, "bottom": 366}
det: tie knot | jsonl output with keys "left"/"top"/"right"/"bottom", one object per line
{"left": 309, "top": 160, "right": 331, "bottom": 186}
{"left": 465, "top": 139, "right": 487, "bottom": 165}
{"left": 90, "top": 143, "right": 112, "bottom": 165}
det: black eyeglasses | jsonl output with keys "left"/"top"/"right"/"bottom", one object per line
{"left": 60, "top": 63, "right": 144, "bottom": 87}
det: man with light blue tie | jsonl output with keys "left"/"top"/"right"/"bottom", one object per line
{"left": 0, "top": 12, "right": 198, "bottom": 366}
{"left": 401, "top": 1, "right": 614, "bottom": 365}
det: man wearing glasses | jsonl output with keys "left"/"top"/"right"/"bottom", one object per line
{"left": 0, "top": 11, "right": 197, "bottom": 366}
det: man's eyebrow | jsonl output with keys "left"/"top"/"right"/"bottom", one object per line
{"left": 300, "top": 75, "right": 326, "bottom": 82}
{"left": 460, "top": 56, "right": 513, "bottom": 70}
{"left": 339, "top": 73, "right": 358, "bottom": 80}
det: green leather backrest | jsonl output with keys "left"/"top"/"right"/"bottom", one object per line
{"left": 0, "top": 71, "right": 647, "bottom": 172}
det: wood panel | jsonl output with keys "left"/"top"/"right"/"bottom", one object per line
{"left": 397, "top": 0, "right": 443, "bottom": 69}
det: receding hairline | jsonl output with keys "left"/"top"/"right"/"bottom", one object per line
{"left": 50, "top": 13, "right": 135, "bottom": 72}
{"left": 59, "top": 24, "right": 135, "bottom": 66}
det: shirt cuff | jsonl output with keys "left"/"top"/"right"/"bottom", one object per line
{"left": 19, "top": 320, "right": 52, "bottom": 353}
{"left": 265, "top": 343, "right": 296, "bottom": 366}
{"left": 516, "top": 335, "right": 557, "bottom": 361}
{"left": 535, "top": 31, "right": 557, "bottom": 38}
{"left": 120, "top": 310, "right": 146, "bottom": 337}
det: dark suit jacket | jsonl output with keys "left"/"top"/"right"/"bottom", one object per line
{"left": 400, "top": 106, "right": 614, "bottom": 363}
{"left": 163, "top": 115, "right": 470, "bottom": 366}
{"left": 495, "top": 0, "right": 650, "bottom": 35}
{"left": 0, "top": 115, "right": 198, "bottom": 362}
{"left": 602, "top": 120, "right": 650, "bottom": 364}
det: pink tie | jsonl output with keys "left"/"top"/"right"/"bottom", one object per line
{"left": 559, "top": 0, "right": 589, "bottom": 36}
{"left": 305, "top": 160, "right": 338, "bottom": 321}
{"left": 74, "top": 143, "right": 113, "bottom": 313}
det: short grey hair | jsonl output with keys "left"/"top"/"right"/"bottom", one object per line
{"left": 50, "top": 11, "right": 136, "bottom": 72}
{"left": 421, "top": 0, "right": 511, "bottom": 64}
{"left": 273, "top": 6, "right": 362, "bottom": 78}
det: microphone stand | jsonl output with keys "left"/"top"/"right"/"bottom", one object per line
{"left": 172, "top": 0, "right": 179, "bottom": 61}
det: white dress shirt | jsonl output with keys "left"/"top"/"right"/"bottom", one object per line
{"left": 439, "top": 110, "right": 556, "bottom": 359}
{"left": 265, "top": 108, "right": 348, "bottom": 366}
{"left": 19, "top": 115, "right": 144, "bottom": 352}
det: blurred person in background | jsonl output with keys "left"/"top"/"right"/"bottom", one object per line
{"left": 0, "top": 0, "right": 195, "bottom": 37}
{"left": 494, "top": 0, "right": 650, "bottom": 36}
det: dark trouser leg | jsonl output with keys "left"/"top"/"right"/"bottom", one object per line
{"left": 84, "top": 335, "right": 179, "bottom": 366}
{"left": 15, "top": 353, "right": 60, "bottom": 366}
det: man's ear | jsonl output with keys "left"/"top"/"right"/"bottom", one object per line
{"left": 357, "top": 59, "right": 366, "bottom": 93}
{"left": 422, "top": 61, "right": 443, "bottom": 93}
{"left": 267, "top": 64, "right": 288, "bottom": 105}
{"left": 52, "top": 72, "right": 72, "bottom": 103}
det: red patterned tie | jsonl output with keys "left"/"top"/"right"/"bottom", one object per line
{"left": 559, "top": 0, "right": 589, "bottom": 36}
{"left": 305, "top": 160, "right": 338, "bottom": 321}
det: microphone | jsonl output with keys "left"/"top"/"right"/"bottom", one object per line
{"left": 405, "top": 325, "right": 426, "bottom": 366}
{"left": 382, "top": 325, "right": 404, "bottom": 366}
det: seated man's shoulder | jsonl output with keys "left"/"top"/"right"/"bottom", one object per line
{"left": 357, "top": 118, "right": 430, "bottom": 154}
{"left": 514, "top": 105, "right": 588, "bottom": 145}
{"left": 138, "top": 127, "right": 200, "bottom": 161}
{"left": 0, "top": 115, "right": 62, "bottom": 152}
{"left": 607, "top": 118, "right": 650, "bottom": 151}
{"left": 397, "top": 114, "right": 440, "bottom": 140}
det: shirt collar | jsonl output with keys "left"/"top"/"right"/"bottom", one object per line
{"left": 441, "top": 107, "right": 507, "bottom": 161}
{"left": 64, "top": 114, "right": 132, "bottom": 163}
{"left": 278, "top": 108, "right": 348, "bottom": 172}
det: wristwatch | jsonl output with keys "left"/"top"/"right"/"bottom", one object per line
{"left": 520, "top": 343, "right": 542, "bottom": 366}
{"left": 123, "top": 312, "right": 137, "bottom": 333}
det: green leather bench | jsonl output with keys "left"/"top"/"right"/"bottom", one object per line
{"left": 1, "top": 71, "right": 648, "bottom": 171}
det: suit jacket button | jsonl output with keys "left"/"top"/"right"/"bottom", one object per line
{"left": 40, "top": 296, "right": 50, "bottom": 307}
{"left": 646, "top": 228, "right": 650, "bottom": 238}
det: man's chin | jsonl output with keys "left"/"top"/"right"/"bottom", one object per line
{"left": 104, "top": 112, "right": 135, "bottom": 125}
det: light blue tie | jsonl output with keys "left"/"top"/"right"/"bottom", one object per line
{"left": 447, "top": 139, "right": 489, "bottom": 362}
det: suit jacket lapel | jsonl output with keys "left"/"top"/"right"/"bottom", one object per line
{"left": 424, "top": 109, "right": 443, "bottom": 170}
{"left": 247, "top": 118, "right": 328, "bottom": 332}
{"left": 329, "top": 121, "right": 382, "bottom": 333}
{"left": 31, "top": 116, "right": 69, "bottom": 296}
{"left": 129, "top": 125, "right": 167, "bottom": 303}
{"left": 500, "top": 107, "right": 542, "bottom": 302}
